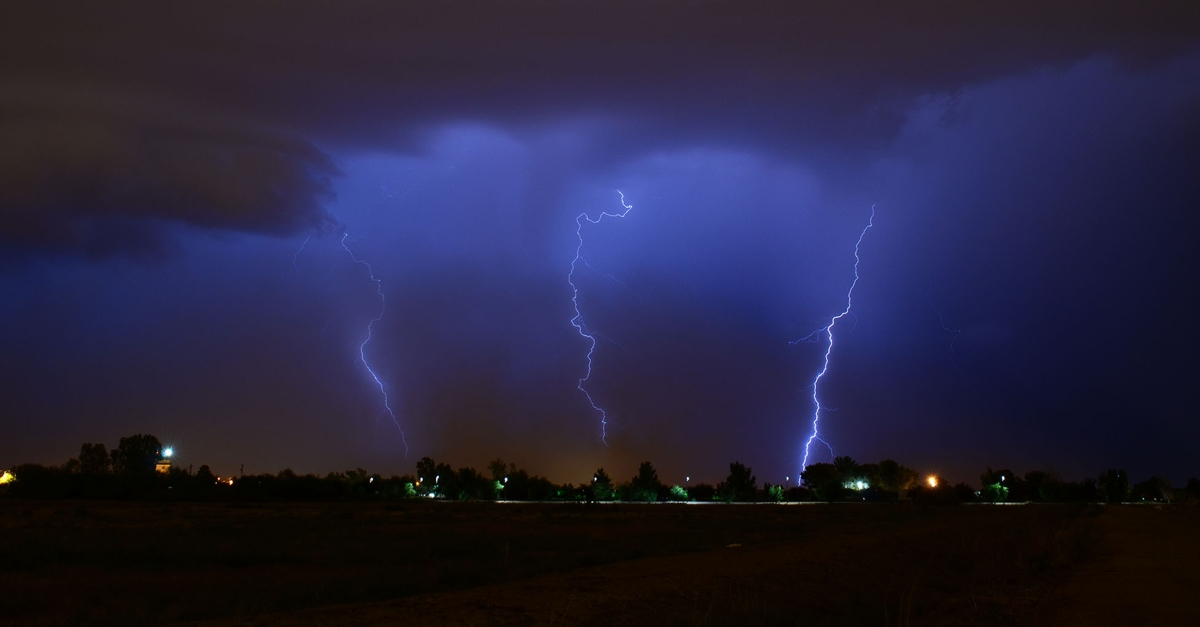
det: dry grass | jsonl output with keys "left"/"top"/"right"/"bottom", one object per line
{"left": 0, "top": 501, "right": 1103, "bottom": 626}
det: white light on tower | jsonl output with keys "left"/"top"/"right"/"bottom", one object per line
{"left": 162, "top": 447, "right": 174, "bottom": 458}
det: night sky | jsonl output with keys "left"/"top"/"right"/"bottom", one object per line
{"left": 3, "top": 2, "right": 1199, "bottom": 485}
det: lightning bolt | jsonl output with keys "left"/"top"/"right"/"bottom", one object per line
{"left": 293, "top": 234, "right": 310, "bottom": 278}
{"left": 569, "top": 190, "right": 634, "bottom": 444}
{"left": 340, "top": 232, "right": 409, "bottom": 457}
{"left": 929, "top": 300, "right": 965, "bottom": 375}
{"left": 797, "top": 205, "right": 876, "bottom": 470}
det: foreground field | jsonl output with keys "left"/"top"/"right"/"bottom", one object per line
{"left": 1, "top": 500, "right": 1194, "bottom": 626}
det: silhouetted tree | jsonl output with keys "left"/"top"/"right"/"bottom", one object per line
{"left": 1023, "top": 470, "right": 1062, "bottom": 502}
{"left": 801, "top": 462, "right": 843, "bottom": 501}
{"left": 952, "top": 482, "right": 977, "bottom": 503}
{"left": 980, "top": 467, "right": 1013, "bottom": 503}
{"left": 910, "top": 480, "right": 975, "bottom": 505}
{"left": 415, "top": 457, "right": 437, "bottom": 487}
{"left": 431, "top": 462, "right": 454, "bottom": 497}
{"left": 855, "top": 463, "right": 880, "bottom": 487}
{"left": 1058, "top": 477, "right": 1099, "bottom": 502}
{"left": 195, "top": 464, "right": 216, "bottom": 485}
{"left": 9, "top": 464, "right": 70, "bottom": 498}
{"left": 343, "top": 468, "right": 369, "bottom": 484}
{"left": 784, "top": 486, "right": 814, "bottom": 501}
{"left": 876, "top": 459, "right": 919, "bottom": 495}
{"left": 497, "top": 468, "right": 527, "bottom": 499}
{"left": 527, "top": 475, "right": 557, "bottom": 500}
{"left": 488, "top": 458, "right": 508, "bottom": 482}
{"left": 833, "top": 456, "right": 858, "bottom": 478}
{"left": 1157, "top": 477, "right": 1175, "bottom": 504}
{"left": 831, "top": 456, "right": 879, "bottom": 498}
{"left": 689, "top": 483, "right": 716, "bottom": 501}
{"left": 77, "top": 443, "right": 112, "bottom": 474}
{"left": 451, "top": 467, "right": 486, "bottom": 500}
{"left": 591, "top": 468, "right": 615, "bottom": 501}
{"left": 554, "top": 483, "right": 585, "bottom": 501}
{"left": 1097, "top": 468, "right": 1129, "bottom": 503}
{"left": 629, "top": 461, "right": 662, "bottom": 502}
{"left": 718, "top": 461, "right": 756, "bottom": 502}
{"left": 110, "top": 434, "right": 163, "bottom": 475}
{"left": 1131, "top": 476, "right": 1173, "bottom": 503}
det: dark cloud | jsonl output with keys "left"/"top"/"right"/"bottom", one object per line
{"left": 0, "top": 87, "right": 339, "bottom": 256}
{"left": 3, "top": 1, "right": 1197, "bottom": 254}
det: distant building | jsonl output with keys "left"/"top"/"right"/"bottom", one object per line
{"left": 156, "top": 447, "right": 174, "bottom": 474}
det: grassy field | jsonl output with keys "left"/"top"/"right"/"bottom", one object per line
{"left": 1, "top": 500, "right": 1191, "bottom": 626}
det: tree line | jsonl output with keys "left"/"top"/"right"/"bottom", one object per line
{"left": 3, "top": 434, "right": 1198, "bottom": 505}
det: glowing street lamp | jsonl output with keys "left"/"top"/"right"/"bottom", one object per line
{"left": 161, "top": 447, "right": 174, "bottom": 458}
{"left": 926, "top": 475, "right": 939, "bottom": 488}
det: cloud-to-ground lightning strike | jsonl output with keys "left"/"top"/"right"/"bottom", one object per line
{"left": 796, "top": 205, "right": 876, "bottom": 470}
{"left": 340, "top": 233, "right": 409, "bottom": 457}
{"left": 569, "top": 191, "right": 634, "bottom": 444}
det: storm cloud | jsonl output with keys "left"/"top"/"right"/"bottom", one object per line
{"left": 3, "top": 1, "right": 1197, "bottom": 254}
{"left": 2, "top": 2, "right": 1199, "bottom": 484}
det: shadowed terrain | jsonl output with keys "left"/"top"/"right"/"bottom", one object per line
{"left": 9, "top": 501, "right": 1191, "bottom": 625}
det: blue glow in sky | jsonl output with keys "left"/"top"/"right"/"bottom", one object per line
{"left": 2, "top": 4, "right": 1199, "bottom": 484}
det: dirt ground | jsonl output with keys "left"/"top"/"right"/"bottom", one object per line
{"left": 1033, "top": 505, "right": 1200, "bottom": 626}
{"left": 2, "top": 500, "right": 1195, "bottom": 626}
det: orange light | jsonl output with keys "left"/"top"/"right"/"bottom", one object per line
{"left": 926, "top": 475, "right": 939, "bottom": 488}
